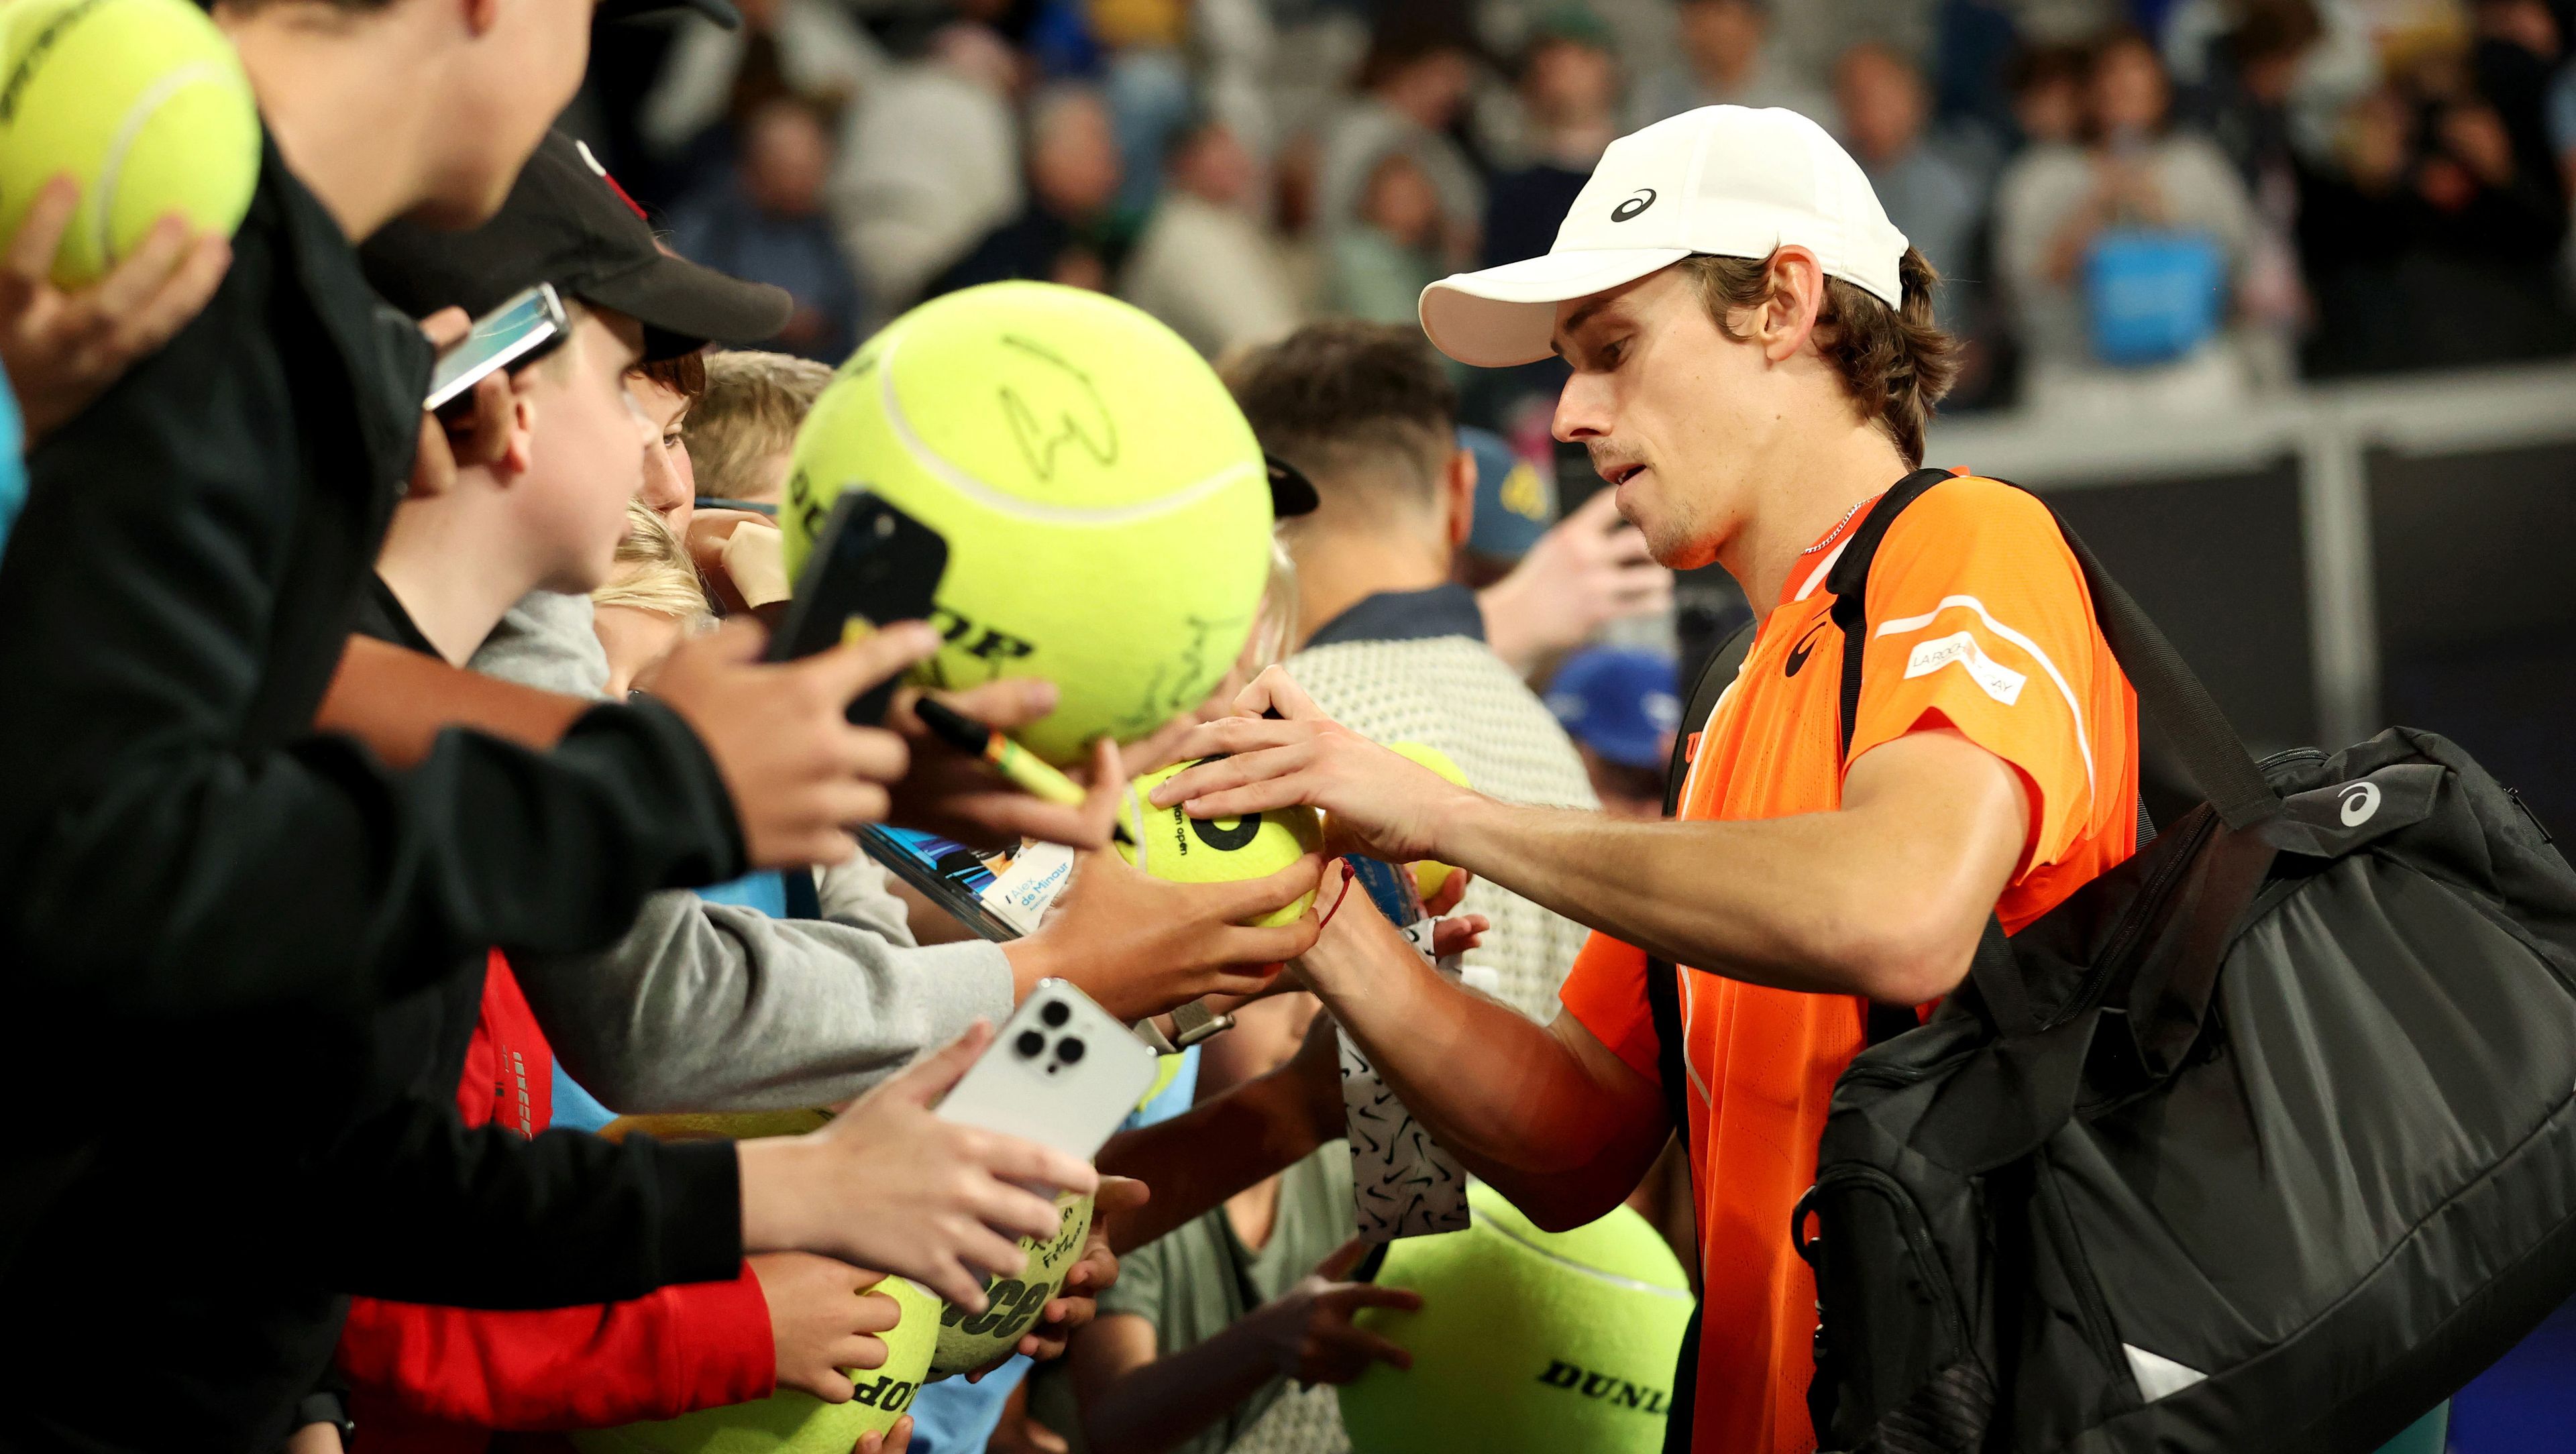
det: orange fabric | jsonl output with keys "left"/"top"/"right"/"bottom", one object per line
{"left": 1558, "top": 476, "right": 2139, "bottom": 1454}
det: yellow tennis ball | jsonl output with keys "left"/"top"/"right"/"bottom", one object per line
{"left": 782, "top": 282, "right": 1274, "bottom": 764}
{"left": 1340, "top": 1182, "right": 1693, "bottom": 1453}
{"left": 0, "top": 0, "right": 260, "bottom": 288}
{"left": 574, "top": 1276, "right": 941, "bottom": 1454}
{"left": 930, "top": 1190, "right": 1095, "bottom": 1378}
{"left": 1388, "top": 742, "right": 1470, "bottom": 901}
{"left": 1118, "top": 759, "right": 1323, "bottom": 926}
{"left": 596, "top": 1109, "right": 834, "bottom": 1144}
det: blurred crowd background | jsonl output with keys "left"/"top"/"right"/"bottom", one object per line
{"left": 565, "top": 0, "right": 2576, "bottom": 429}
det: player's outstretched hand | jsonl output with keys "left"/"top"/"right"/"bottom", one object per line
{"left": 652, "top": 618, "right": 934, "bottom": 869}
{"left": 0, "top": 180, "right": 229, "bottom": 443}
{"left": 1007, "top": 840, "right": 1323, "bottom": 1020}
{"left": 1247, "top": 1237, "right": 1422, "bottom": 1388}
{"left": 738, "top": 1021, "right": 1099, "bottom": 1308}
{"left": 752, "top": 1252, "right": 905, "bottom": 1401}
{"left": 886, "top": 685, "right": 1120, "bottom": 850}
{"left": 1155, "top": 667, "right": 1477, "bottom": 866}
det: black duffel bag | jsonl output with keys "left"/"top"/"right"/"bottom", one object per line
{"left": 1776, "top": 472, "right": 2576, "bottom": 1453}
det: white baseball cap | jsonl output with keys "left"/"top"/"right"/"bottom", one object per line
{"left": 1418, "top": 105, "right": 1911, "bottom": 368}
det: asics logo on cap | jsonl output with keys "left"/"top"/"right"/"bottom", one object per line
{"left": 1611, "top": 188, "right": 1656, "bottom": 222}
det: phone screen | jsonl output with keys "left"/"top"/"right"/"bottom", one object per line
{"left": 426, "top": 284, "right": 567, "bottom": 411}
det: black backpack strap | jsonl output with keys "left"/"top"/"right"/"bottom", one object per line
{"left": 1645, "top": 618, "right": 1754, "bottom": 1454}
{"left": 1825, "top": 469, "right": 1966, "bottom": 1044}
{"left": 1646, "top": 619, "right": 1758, "bottom": 1131}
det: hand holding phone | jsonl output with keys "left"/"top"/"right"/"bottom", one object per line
{"left": 769, "top": 492, "right": 949, "bottom": 726}
{"left": 735, "top": 1020, "right": 1101, "bottom": 1310}
{"left": 425, "top": 282, "right": 568, "bottom": 414}
{"left": 935, "top": 980, "right": 1159, "bottom": 1166}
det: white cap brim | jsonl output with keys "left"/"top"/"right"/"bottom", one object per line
{"left": 1418, "top": 247, "right": 1691, "bottom": 367}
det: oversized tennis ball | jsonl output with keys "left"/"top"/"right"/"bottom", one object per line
{"left": 1340, "top": 1181, "right": 1693, "bottom": 1453}
{"left": 574, "top": 1275, "right": 941, "bottom": 1453}
{"left": 930, "top": 1189, "right": 1094, "bottom": 1377}
{"left": 0, "top": 0, "right": 260, "bottom": 288}
{"left": 1118, "top": 758, "right": 1322, "bottom": 927}
{"left": 597, "top": 1109, "right": 833, "bottom": 1144}
{"left": 782, "top": 282, "right": 1274, "bottom": 763}
{"left": 1388, "top": 741, "right": 1470, "bottom": 902}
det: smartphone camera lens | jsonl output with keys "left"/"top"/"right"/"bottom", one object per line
{"left": 1055, "top": 1036, "right": 1087, "bottom": 1065}
{"left": 1040, "top": 1001, "right": 1071, "bottom": 1028}
{"left": 1015, "top": 1029, "right": 1046, "bottom": 1060}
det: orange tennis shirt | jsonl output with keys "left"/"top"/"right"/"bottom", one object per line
{"left": 1558, "top": 474, "right": 2141, "bottom": 1454}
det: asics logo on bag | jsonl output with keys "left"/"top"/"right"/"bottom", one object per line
{"left": 2339, "top": 781, "right": 2381, "bottom": 827}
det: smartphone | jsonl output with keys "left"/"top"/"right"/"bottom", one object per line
{"left": 767, "top": 492, "right": 949, "bottom": 726}
{"left": 425, "top": 282, "right": 568, "bottom": 414}
{"left": 936, "top": 980, "right": 1157, "bottom": 1168}
{"left": 858, "top": 824, "right": 1026, "bottom": 943}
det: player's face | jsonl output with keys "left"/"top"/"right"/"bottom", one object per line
{"left": 1550, "top": 267, "right": 1774, "bottom": 572}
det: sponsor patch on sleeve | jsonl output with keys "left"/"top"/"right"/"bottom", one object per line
{"left": 1902, "top": 630, "right": 2028, "bottom": 706}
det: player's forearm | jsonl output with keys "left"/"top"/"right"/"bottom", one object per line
{"left": 1082, "top": 1322, "right": 1280, "bottom": 1454}
{"left": 1435, "top": 794, "right": 1945, "bottom": 1001}
{"left": 1296, "top": 911, "right": 1615, "bottom": 1176}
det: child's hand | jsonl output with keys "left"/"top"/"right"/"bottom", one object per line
{"left": 857, "top": 1413, "right": 914, "bottom": 1453}
{"left": 737, "top": 1021, "right": 1099, "bottom": 1308}
{"left": 1004, "top": 846, "right": 1321, "bottom": 1019}
{"left": 1244, "top": 1237, "right": 1421, "bottom": 1387}
{"left": 1012, "top": 1175, "right": 1148, "bottom": 1363}
{"left": 751, "top": 1252, "right": 904, "bottom": 1401}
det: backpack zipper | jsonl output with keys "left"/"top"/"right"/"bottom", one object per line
{"left": 1814, "top": 1164, "right": 1969, "bottom": 1353}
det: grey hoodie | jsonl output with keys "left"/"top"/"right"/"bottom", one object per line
{"left": 472, "top": 592, "right": 1016, "bottom": 1112}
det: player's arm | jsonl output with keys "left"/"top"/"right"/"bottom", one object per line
{"left": 1292, "top": 876, "right": 1674, "bottom": 1233}
{"left": 1161, "top": 672, "right": 2026, "bottom": 1005}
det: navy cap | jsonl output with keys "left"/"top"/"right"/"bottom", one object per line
{"left": 1462, "top": 426, "right": 1556, "bottom": 561}
{"left": 1545, "top": 647, "right": 1682, "bottom": 770}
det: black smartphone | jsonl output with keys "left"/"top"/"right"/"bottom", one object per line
{"left": 767, "top": 492, "right": 949, "bottom": 727}
{"left": 425, "top": 282, "right": 568, "bottom": 414}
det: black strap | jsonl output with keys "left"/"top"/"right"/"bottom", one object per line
{"left": 1646, "top": 620, "right": 1758, "bottom": 1137}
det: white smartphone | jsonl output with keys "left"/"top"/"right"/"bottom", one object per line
{"left": 936, "top": 980, "right": 1157, "bottom": 1170}
{"left": 425, "top": 282, "right": 568, "bottom": 413}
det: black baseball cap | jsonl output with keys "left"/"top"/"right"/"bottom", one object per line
{"left": 362, "top": 131, "right": 791, "bottom": 361}
{"left": 1266, "top": 453, "right": 1319, "bottom": 518}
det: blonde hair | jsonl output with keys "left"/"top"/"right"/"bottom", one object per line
{"left": 686, "top": 351, "right": 835, "bottom": 500}
{"left": 594, "top": 499, "right": 713, "bottom": 625}
{"left": 1247, "top": 535, "right": 1299, "bottom": 670}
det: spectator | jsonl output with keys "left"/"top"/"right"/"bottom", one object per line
{"left": 1454, "top": 425, "right": 1556, "bottom": 588}
{"left": 830, "top": 22, "right": 1023, "bottom": 317}
{"left": 2006, "top": 41, "right": 2090, "bottom": 150}
{"left": 934, "top": 82, "right": 1128, "bottom": 296}
{"left": 594, "top": 500, "right": 715, "bottom": 697}
{"left": 1317, "top": 19, "right": 1487, "bottom": 270}
{"left": 1228, "top": 321, "right": 1599, "bottom": 1021}
{"left": 1544, "top": 646, "right": 1682, "bottom": 820}
{"left": 671, "top": 97, "right": 865, "bottom": 362}
{"left": 1994, "top": 29, "right": 2260, "bottom": 416}
{"left": 635, "top": 0, "right": 885, "bottom": 169}
{"left": 2298, "top": 42, "right": 2576, "bottom": 375}
{"left": 1122, "top": 115, "right": 1304, "bottom": 357}
{"left": 1483, "top": 9, "right": 1624, "bottom": 270}
{"left": 1835, "top": 41, "right": 1985, "bottom": 331}
{"left": 686, "top": 349, "right": 833, "bottom": 508}
{"left": 1627, "top": 0, "right": 1837, "bottom": 134}
{"left": 1328, "top": 150, "right": 1445, "bottom": 325}
{"left": 2184, "top": 0, "right": 2330, "bottom": 385}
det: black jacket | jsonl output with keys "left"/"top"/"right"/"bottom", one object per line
{"left": 0, "top": 143, "right": 749, "bottom": 1449}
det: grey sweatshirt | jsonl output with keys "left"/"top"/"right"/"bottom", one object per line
{"left": 472, "top": 592, "right": 1016, "bottom": 1112}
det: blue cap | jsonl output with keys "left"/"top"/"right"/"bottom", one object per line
{"left": 1462, "top": 426, "right": 1556, "bottom": 561}
{"left": 1545, "top": 647, "right": 1682, "bottom": 770}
